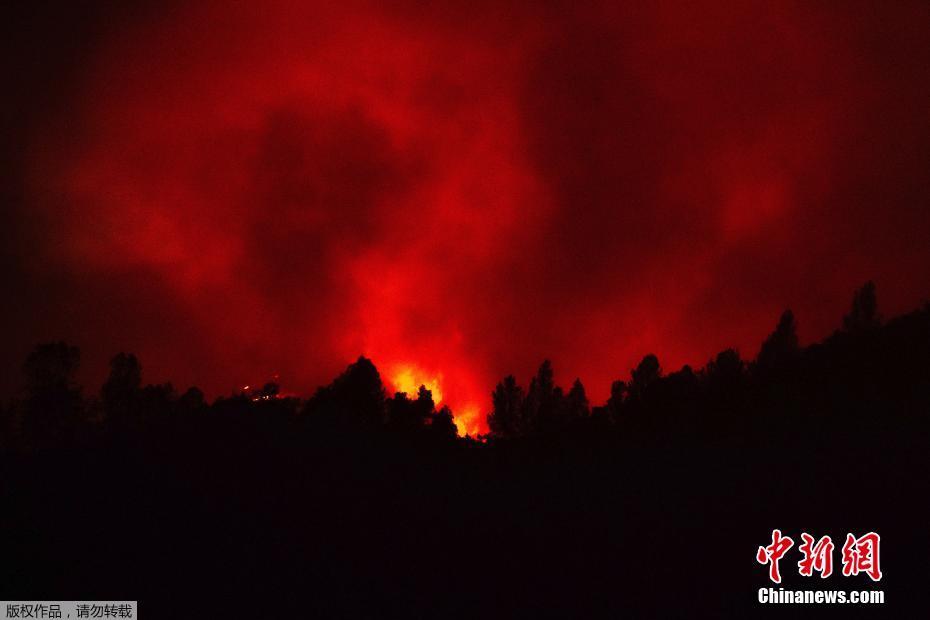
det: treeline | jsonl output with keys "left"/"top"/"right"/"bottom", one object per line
{"left": 0, "top": 348, "right": 459, "bottom": 452}
{"left": 487, "top": 280, "right": 909, "bottom": 438}
{"left": 1, "top": 280, "right": 927, "bottom": 451}
{"left": 2, "top": 281, "right": 929, "bottom": 616}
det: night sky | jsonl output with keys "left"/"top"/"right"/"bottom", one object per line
{"left": 4, "top": 1, "right": 930, "bottom": 434}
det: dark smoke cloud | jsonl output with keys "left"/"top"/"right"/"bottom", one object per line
{"left": 4, "top": 1, "right": 930, "bottom": 433}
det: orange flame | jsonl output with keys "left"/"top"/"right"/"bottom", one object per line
{"left": 453, "top": 403, "right": 483, "bottom": 438}
{"left": 388, "top": 363, "right": 484, "bottom": 436}
{"left": 389, "top": 363, "right": 443, "bottom": 404}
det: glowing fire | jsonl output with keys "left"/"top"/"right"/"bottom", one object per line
{"left": 388, "top": 363, "right": 484, "bottom": 437}
{"left": 453, "top": 403, "right": 483, "bottom": 438}
{"left": 389, "top": 363, "right": 444, "bottom": 404}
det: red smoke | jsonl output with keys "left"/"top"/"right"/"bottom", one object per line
{"left": 20, "top": 1, "right": 930, "bottom": 434}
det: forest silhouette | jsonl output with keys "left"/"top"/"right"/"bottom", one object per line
{"left": 1, "top": 281, "right": 928, "bottom": 617}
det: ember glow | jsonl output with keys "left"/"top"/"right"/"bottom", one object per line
{"left": 4, "top": 1, "right": 930, "bottom": 435}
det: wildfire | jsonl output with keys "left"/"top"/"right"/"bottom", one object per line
{"left": 389, "top": 364, "right": 444, "bottom": 403}
{"left": 388, "top": 363, "right": 484, "bottom": 437}
{"left": 453, "top": 404, "right": 483, "bottom": 438}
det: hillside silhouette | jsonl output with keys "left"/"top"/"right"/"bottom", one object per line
{"left": 1, "top": 282, "right": 928, "bottom": 617}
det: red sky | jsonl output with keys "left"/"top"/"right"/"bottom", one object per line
{"left": 4, "top": 1, "right": 930, "bottom": 434}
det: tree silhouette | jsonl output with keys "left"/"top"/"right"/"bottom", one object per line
{"left": 385, "top": 383, "right": 450, "bottom": 433}
{"left": 102, "top": 352, "right": 142, "bottom": 426}
{"left": 139, "top": 382, "right": 176, "bottom": 418}
{"left": 706, "top": 348, "right": 744, "bottom": 384}
{"left": 755, "top": 309, "right": 799, "bottom": 372}
{"left": 387, "top": 391, "right": 419, "bottom": 430}
{"left": 430, "top": 404, "right": 457, "bottom": 439}
{"left": 524, "top": 360, "right": 559, "bottom": 432}
{"left": 606, "top": 379, "right": 626, "bottom": 422}
{"left": 415, "top": 385, "right": 435, "bottom": 419}
{"left": 843, "top": 280, "right": 880, "bottom": 331}
{"left": 488, "top": 375, "right": 524, "bottom": 439}
{"left": 630, "top": 354, "right": 661, "bottom": 400}
{"left": 21, "top": 342, "right": 83, "bottom": 446}
{"left": 564, "top": 378, "right": 590, "bottom": 421}
{"left": 306, "top": 356, "right": 385, "bottom": 427}
{"left": 178, "top": 386, "right": 206, "bottom": 414}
